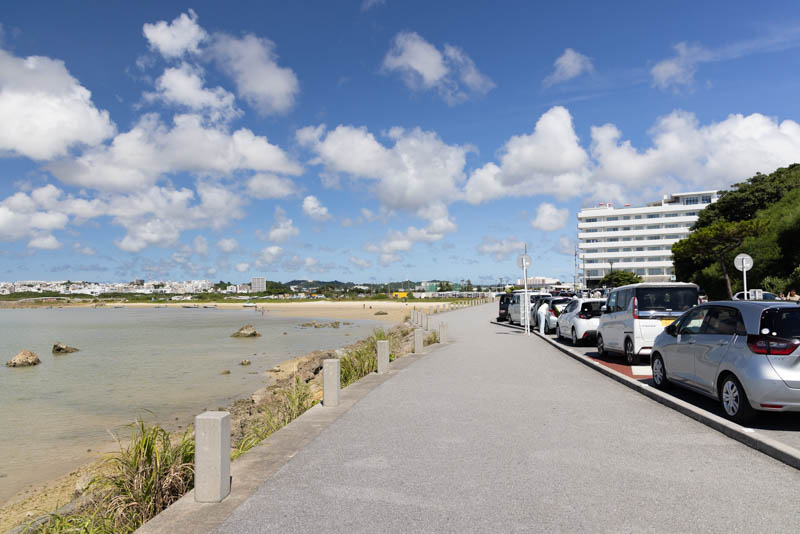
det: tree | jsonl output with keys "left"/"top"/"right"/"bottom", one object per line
{"left": 672, "top": 219, "right": 765, "bottom": 299}
{"left": 463, "top": 279, "right": 473, "bottom": 291}
{"left": 598, "top": 271, "right": 642, "bottom": 288}
{"left": 437, "top": 281, "right": 453, "bottom": 292}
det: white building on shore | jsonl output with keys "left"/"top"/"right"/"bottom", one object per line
{"left": 578, "top": 191, "right": 718, "bottom": 287}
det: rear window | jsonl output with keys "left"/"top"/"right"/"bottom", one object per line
{"left": 761, "top": 308, "right": 800, "bottom": 339}
{"left": 581, "top": 302, "right": 603, "bottom": 316}
{"left": 635, "top": 287, "right": 697, "bottom": 312}
{"left": 551, "top": 298, "right": 570, "bottom": 312}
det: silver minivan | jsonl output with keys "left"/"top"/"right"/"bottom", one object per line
{"left": 651, "top": 301, "right": 800, "bottom": 423}
{"left": 596, "top": 282, "right": 699, "bottom": 365}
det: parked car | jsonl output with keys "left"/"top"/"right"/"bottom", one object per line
{"left": 534, "top": 297, "right": 571, "bottom": 334}
{"left": 651, "top": 301, "right": 800, "bottom": 423}
{"left": 497, "top": 293, "right": 512, "bottom": 322}
{"left": 732, "top": 291, "right": 779, "bottom": 301}
{"left": 556, "top": 298, "right": 605, "bottom": 345}
{"left": 596, "top": 282, "right": 699, "bottom": 365}
{"left": 507, "top": 291, "right": 548, "bottom": 327}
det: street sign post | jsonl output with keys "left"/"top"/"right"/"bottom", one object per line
{"left": 734, "top": 253, "right": 753, "bottom": 300}
{"left": 517, "top": 251, "right": 531, "bottom": 336}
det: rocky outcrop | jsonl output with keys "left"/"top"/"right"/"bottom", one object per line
{"left": 6, "top": 349, "right": 41, "bottom": 367}
{"left": 52, "top": 342, "right": 79, "bottom": 354}
{"left": 231, "top": 324, "right": 260, "bottom": 338}
{"left": 239, "top": 359, "right": 252, "bottom": 366}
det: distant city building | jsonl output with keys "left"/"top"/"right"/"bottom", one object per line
{"left": 515, "top": 276, "right": 561, "bottom": 288}
{"left": 577, "top": 190, "right": 719, "bottom": 287}
{"left": 251, "top": 277, "right": 266, "bottom": 292}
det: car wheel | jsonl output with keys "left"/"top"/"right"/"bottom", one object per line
{"left": 624, "top": 338, "right": 639, "bottom": 365}
{"left": 719, "top": 374, "right": 756, "bottom": 424}
{"left": 596, "top": 334, "right": 607, "bottom": 357}
{"left": 571, "top": 328, "right": 578, "bottom": 346}
{"left": 651, "top": 353, "right": 669, "bottom": 390}
{"left": 555, "top": 324, "right": 562, "bottom": 340}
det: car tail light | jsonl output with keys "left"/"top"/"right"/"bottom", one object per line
{"left": 632, "top": 296, "right": 639, "bottom": 319}
{"left": 578, "top": 312, "right": 590, "bottom": 319}
{"left": 747, "top": 335, "right": 800, "bottom": 355}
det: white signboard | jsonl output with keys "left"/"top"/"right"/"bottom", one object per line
{"left": 734, "top": 253, "right": 753, "bottom": 272}
{"left": 516, "top": 254, "right": 531, "bottom": 269}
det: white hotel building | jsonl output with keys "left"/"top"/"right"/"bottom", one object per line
{"left": 578, "top": 191, "right": 719, "bottom": 287}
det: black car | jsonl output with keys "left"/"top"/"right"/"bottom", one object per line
{"left": 497, "top": 294, "right": 512, "bottom": 321}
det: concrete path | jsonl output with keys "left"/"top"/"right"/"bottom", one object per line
{"left": 215, "top": 304, "right": 800, "bottom": 533}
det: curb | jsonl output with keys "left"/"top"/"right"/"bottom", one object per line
{"left": 532, "top": 330, "right": 800, "bottom": 471}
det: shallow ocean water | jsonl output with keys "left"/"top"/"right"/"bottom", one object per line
{"left": 0, "top": 307, "right": 381, "bottom": 504}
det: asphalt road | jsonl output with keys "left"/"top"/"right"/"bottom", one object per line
{"left": 216, "top": 304, "right": 800, "bottom": 533}
{"left": 541, "top": 328, "right": 800, "bottom": 452}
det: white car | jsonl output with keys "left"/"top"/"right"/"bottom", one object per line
{"left": 508, "top": 291, "right": 549, "bottom": 328}
{"left": 555, "top": 298, "right": 605, "bottom": 345}
{"left": 596, "top": 282, "right": 699, "bottom": 365}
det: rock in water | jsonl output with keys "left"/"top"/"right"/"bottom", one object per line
{"left": 239, "top": 359, "right": 252, "bottom": 366}
{"left": 6, "top": 349, "right": 40, "bottom": 367}
{"left": 52, "top": 342, "right": 79, "bottom": 354}
{"left": 231, "top": 324, "right": 261, "bottom": 338}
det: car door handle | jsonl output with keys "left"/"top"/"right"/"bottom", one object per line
{"left": 717, "top": 340, "right": 729, "bottom": 346}
{"left": 687, "top": 340, "right": 696, "bottom": 344}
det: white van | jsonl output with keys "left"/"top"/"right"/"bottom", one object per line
{"left": 596, "top": 282, "right": 699, "bottom": 365}
{"left": 507, "top": 290, "right": 549, "bottom": 328}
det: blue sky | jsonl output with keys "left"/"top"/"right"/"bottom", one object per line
{"left": 2, "top": 1, "right": 800, "bottom": 285}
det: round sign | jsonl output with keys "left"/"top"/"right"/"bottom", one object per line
{"left": 734, "top": 253, "right": 753, "bottom": 272}
{"left": 516, "top": 254, "right": 531, "bottom": 269}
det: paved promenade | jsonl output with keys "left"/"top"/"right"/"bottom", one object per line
{"left": 215, "top": 304, "right": 800, "bottom": 533}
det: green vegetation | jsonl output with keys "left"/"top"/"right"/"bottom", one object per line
{"left": 424, "top": 330, "right": 440, "bottom": 346}
{"left": 26, "top": 419, "right": 194, "bottom": 534}
{"left": 673, "top": 163, "right": 800, "bottom": 299}
{"left": 598, "top": 271, "right": 642, "bottom": 288}
{"left": 232, "top": 377, "right": 314, "bottom": 461}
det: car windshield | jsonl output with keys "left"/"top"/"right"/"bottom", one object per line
{"left": 635, "top": 287, "right": 697, "bottom": 312}
{"left": 761, "top": 308, "right": 800, "bottom": 339}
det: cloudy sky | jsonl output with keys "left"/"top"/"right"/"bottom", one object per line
{"left": 2, "top": 1, "right": 800, "bottom": 285}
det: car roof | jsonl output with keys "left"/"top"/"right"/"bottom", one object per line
{"left": 701, "top": 300, "right": 800, "bottom": 334}
{"left": 612, "top": 282, "right": 699, "bottom": 290}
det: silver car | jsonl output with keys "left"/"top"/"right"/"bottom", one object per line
{"left": 651, "top": 301, "right": 800, "bottom": 423}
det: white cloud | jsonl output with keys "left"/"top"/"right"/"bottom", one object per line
{"left": 543, "top": 48, "right": 594, "bottom": 87}
{"left": 267, "top": 206, "right": 299, "bottom": 243}
{"left": 554, "top": 235, "right": 575, "bottom": 256}
{"left": 246, "top": 173, "right": 297, "bottom": 199}
{"left": 383, "top": 32, "right": 494, "bottom": 105}
{"left": 142, "top": 9, "right": 207, "bottom": 59}
{"left": 476, "top": 236, "right": 526, "bottom": 262}
{"left": 144, "top": 63, "right": 239, "bottom": 123}
{"left": 257, "top": 245, "right": 283, "bottom": 265}
{"left": 193, "top": 235, "right": 209, "bottom": 255}
{"left": 210, "top": 33, "right": 299, "bottom": 116}
{"left": 217, "top": 237, "right": 238, "bottom": 253}
{"left": 73, "top": 242, "right": 95, "bottom": 255}
{"left": 48, "top": 113, "right": 302, "bottom": 191}
{"left": 650, "top": 42, "right": 710, "bottom": 91}
{"left": 235, "top": 262, "right": 250, "bottom": 273}
{"left": 530, "top": 202, "right": 570, "bottom": 231}
{"left": 464, "top": 106, "right": 590, "bottom": 204}
{"left": 589, "top": 110, "right": 800, "bottom": 201}
{"left": 349, "top": 256, "right": 372, "bottom": 269}
{"left": 297, "top": 124, "right": 470, "bottom": 216}
{"left": 361, "top": 0, "right": 385, "bottom": 11}
{"left": 0, "top": 48, "right": 115, "bottom": 160}
{"left": 28, "top": 234, "right": 62, "bottom": 250}
{"left": 302, "top": 195, "right": 332, "bottom": 222}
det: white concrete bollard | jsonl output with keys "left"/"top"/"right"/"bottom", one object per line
{"left": 323, "top": 358, "right": 340, "bottom": 407}
{"left": 423, "top": 314, "right": 429, "bottom": 331}
{"left": 414, "top": 328, "right": 423, "bottom": 354}
{"left": 195, "top": 411, "right": 231, "bottom": 503}
{"left": 439, "top": 321, "right": 448, "bottom": 343}
{"left": 377, "top": 340, "right": 389, "bottom": 374}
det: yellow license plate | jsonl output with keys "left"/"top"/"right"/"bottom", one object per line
{"left": 660, "top": 319, "right": 674, "bottom": 327}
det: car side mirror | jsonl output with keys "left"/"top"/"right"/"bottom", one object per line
{"left": 665, "top": 323, "right": 677, "bottom": 337}
{"left": 600, "top": 305, "right": 608, "bottom": 314}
